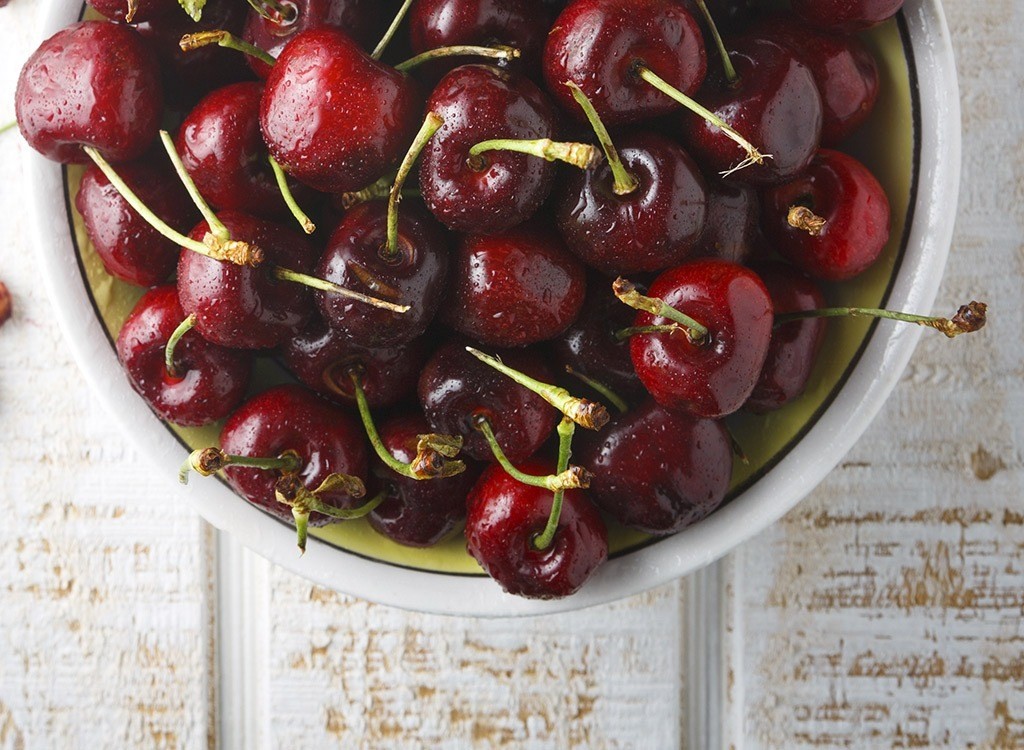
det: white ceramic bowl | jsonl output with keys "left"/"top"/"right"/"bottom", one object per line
{"left": 27, "top": 0, "right": 960, "bottom": 616}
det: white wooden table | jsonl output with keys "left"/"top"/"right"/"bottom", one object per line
{"left": 1, "top": 1, "right": 1021, "bottom": 747}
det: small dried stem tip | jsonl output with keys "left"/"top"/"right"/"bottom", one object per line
{"left": 774, "top": 301, "right": 989, "bottom": 338}
{"left": 204, "top": 233, "right": 264, "bottom": 266}
{"left": 244, "top": 0, "right": 298, "bottom": 24}
{"left": 180, "top": 31, "right": 277, "bottom": 67}
{"left": 275, "top": 473, "right": 376, "bottom": 554}
{"left": 125, "top": 0, "right": 139, "bottom": 23}
{"left": 0, "top": 281, "right": 12, "bottom": 329}
{"left": 612, "top": 277, "right": 709, "bottom": 345}
{"left": 787, "top": 205, "right": 827, "bottom": 236}
{"left": 564, "top": 366, "right": 628, "bottom": 415}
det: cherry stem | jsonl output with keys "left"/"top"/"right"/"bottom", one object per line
{"left": 564, "top": 81, "right": 638, "bottom": 195}
{"left": 395, "top": 44, "right": 520, "bottom": 73}
{"left": 371, "top": 0, "right": 414, "bottom": 60}
{"left": 164, "top": 313, "right": 197, "bottom": 378}
{"left": 635, "top": 66, "right": 768, "bottom": 176}
{"left": 615, "top": 324, "right": 682, "bottom": 340}
{"left": 244, "top": 0, "right": 297, "bottom": 24}
{"left": 468, "top": 138, "right": 599, "bottom": 171}
{"left": 693, "top": 0, "right": 739, "bottom": 85}
{"left": 788, "top": 205, "right": 827, "bottom": 236}
{"left": 179, "top": 30, "right": 278, "bottom": 68}
{"left": 275, "top": 473, "right": 377, "bottom": 554}
{"left": 271, "top": 267, "right": 410, "bottom": 313}
{"left": 347, "top": 368, "right": 466, "bottom": 480}
{"left": 83, "top": 147, "right": 263, "bottom": 266}
{"left": 564, "top": 366, "right": 628, "bottom": 415}
{"left": 341, "top": 172, "right": 395, "bottom": 209}
{"left": 387, "top": 112, "right": 443, "bottom": 257}
{"left": 159, "top": 130, "right": 229, "bottom": 242}
{"left": 125, "top": 0, "right": 139, "bottom": 23}
{"left": 178, "top": 446, "right": 302, "bottom": 484}
{"left": 289, "top": 490, "right": 385, "bottom": 554}
{"left": 466, "top": 347, "right": 610, "bottom": 430}
{"left": 775, "top": 301, "right": 989, "bottom": 338}
{"left": 473, "top": 416, "right": 591, "bottom": 492}
{"left": 268, "top": 156, "right": 316, "bottom": 235}
{"left": 612, "top": 277, "right": 709, "bottom": 345}
{"left": 533, "top": 417, "right": 575, "bottom": 551}
{"left": 0, "top": 121, "right": 17, "bottom": 136}
{"left": 727, "top": 428, "right": 750, "bottom": 465}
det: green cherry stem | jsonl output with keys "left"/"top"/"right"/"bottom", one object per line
{"left": 468, "top": 138, "right": 599, "bottom": 170}
{"left": 274, "top": 473, "right": 377, "bottom": 554}
{"left": 340, "top": 172, "right": 395, "bottom": 209}
{"left": 0, "top": 121, "right": 18, "bottom": 136}
{"left": 635, "top": 65, "right": 767, "bottom": 175}
{"left": 164, "top": 313, "right": 197, "bottom": 378}
{"left": 775, "top": 301, "right": 989, "bottom": 338}
{"left": 395, "top": 44, "right": 520, "bottom": 72}
{"left": 533, "top": 416, "right": 575, "bottom": 551}
{"left": 465, "top": 347, "right": 610, "bottom": 430}
{"left": 564, "top": 366, "right": 628, "bottom": 415}
{"left": 472, "top": 416, "right": 590, "bottom": 491}
{"left": 612, "top": 277, "right": 709, "bottom": 345}
{"left": 614, "top": 324, "right": 683, "bottom": 340}
{"left": 371, "top": 0, "right": 414, "bottom": 60}
{"left": 179, "top": 30, "right": 278, "bottom": 68}
{"left": 270, "top": 267, "right": 410, "bottom": 313}
{"left": 244, "top": 0, "right": 298, "bottom": 24}
{"left": 159, "top": 130, "right": 229, "bottom": 242}
{"left": 564, "top": 80, "right": 639, "bottom": 195}
{"left": 386, "top": 112, "right": 444, "bottom": 257}
{"left": 693, "top": 0, "right": 739, "bottom": 85}
{"left": 178, "top": 446, "right": 302, "bottom": 484}
{"left": 269, "top": 155, "right": 316, "bottom": 235}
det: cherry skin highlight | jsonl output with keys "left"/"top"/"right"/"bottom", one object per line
{"left": 694, "top": 180, "right": 760, "bottom": 265}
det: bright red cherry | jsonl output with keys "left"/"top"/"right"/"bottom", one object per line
{"left": 763, "top": 149, "right": 891, "bottom": 281}
{"left": 116, "top": 286, "right": 252, "bottom": 426}
{"left": 695, "top": 180, "right": 760, "bottom": 265}
{"left": 15, "top": 21, "right": 162, "bottom": 164}
{"left": 465, "top": 458, "right": 608, "bottom": 599}
{"left": 791, "top": 0, "right": 904, "bottom": 33}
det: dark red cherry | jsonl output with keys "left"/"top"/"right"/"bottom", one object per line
{"left": 177, "top": 211, "right": 314, "bottom": 349}
{"left": 694, "top": 180, "right": 760, "bottom": 265}
{"left": 442, "top": 225, "right": 586, "bottom": 348}
{"left": 575, "top": 400, "right": 732, "bottom": 534}
{"left": 116, "top": 286, "right": 252, "bottom": 426}
{"left": 791, "top": 0, "right": 904, "bottom": 32}
{"left": 243, "top": 0, "right": 382, "bottom": 79}
{"left": 87, "top": 0, "right": 177, "bottom": 22}
{"left": 260, "top": 27, "right": 422, "bottom": 193}
{"left": 683, "top": 0, "right": 760, "bottom": 33}
{"left": 418, "top": 340, "right": 558, "bottom": 462}
{"left": 368, "top": 413, "right": 481, "bottom": 547}
{"left": 629, "top": 259, "right": 773, "bottom": 417}
{"left": 76, "top": 155, "right": 199, "bottom": 287}
{"left": 763, "top": 149, "right": 891, "bottom": 281}
{"left": 679, "top": 36, "right": 822, "bottom": 184}
{"left": 420, "top": 65, "right": 561, "bottom": 235}
{"left": 220, "top": 385, "right": 369, "bottom": 525}
{"left": 542, "top": 0, "right": 706, "bottom": 127}
{"left": 759, "top": 16, "right": 880, "bottom": 145}
{"left": 465, "top": 458, "right": 608, "bottom": 599}
{"left": 15, "top": 21, "right": 162, "bottom": 164}
{"left": 281, "top": 318, "right": 431, "bottom": 408}
{"left": 555, "top": 130, "right": 707, "bottom": 275}
{"left": 746, "top": 262, "right": 827, "bottom": 413}
{"left": 176, "top": 82, "right": 315, "bottom": 220}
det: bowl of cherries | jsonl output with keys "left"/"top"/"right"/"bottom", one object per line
{"left": 21, "top": 0, "right": 977, "bottom": 615}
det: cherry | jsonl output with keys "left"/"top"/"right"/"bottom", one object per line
{"left": 762, "top": 149, "right": 891, "bottom": 281}
{"left": 281, "top": 317, "right": 431, "bottom": 408}
{"left": 116, "top": 286, "right": 253, "bottom": 426}
{"left": 555, "top": 130, "right": 707, "bottom": 274}
{"left": 243, "top": 0, "right": 382, "bottom": 79}
{"left": 177, "top": 211, "right": 314, "bottom": 349}
{"left": 442, "top": 225, "right": 586, "bottom": 348}
{"left": 745, "top": 262, "right": 827, "bottom": 413}
{"left": 684, "top": 0, "right": 760, "bottom": 33}
{"left": 542, "top": 0, "right": 706, "bottom": 127}
{"left": 87, "top": 0, "right": 177, "bottom": 23}
{"left": 15, "top": 21, "right": 163, "bottom": 164}
{"left": 418, "top": 339, "right": 559, "bottom": 462}
{"left": 575, "top": 400, "right": 732, "bottom": 534}
{"left": 619, "top": 260, "right": 773, "bottom": 418}
{"left": 76, "top": 155, "right": 199, "bottom": 287}
{"left": 759, "top": 16, "right": 880, "bottom": 146}
{"left": 791, "top": 0, "right": 904, "bottom": 33}
{"left": 680, "top": 36, "right": 822, "bottom": 184}
{"left": 260, "top": 27, "right": 422, "bottom": 193}
{"left": 465, "top": 457, "right": 608, "bottom": 599}
{"left": 694, "top": 180, "right": 760, "bottom": 265}
{"left": 315, "top": 200, "right": 450, "bottom": 347}
{"left": 176, "top": 81, "right": 316, "bottom": 221}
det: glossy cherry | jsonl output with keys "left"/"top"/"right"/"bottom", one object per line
{"left": 575, "top": 400, "right": 732, "bottom": 534}
{"left": 418, "top": 340, "right": 559, "bottom": 462}
{"left": 746, "top": 262, "right": 827, "bottom": 413}
{"left": 367, "top": 412, "right": 480, "bottom": 547}
{"left": 695, "top": 180, "right": 760, "bottom": 265}
{"left": 763, "top": 149, "right": 891, "bottom": 281}
{"left": 679, "top": 36, "right": 822, "bottom": 184}
{"left": 542, "top": 0, "right": 706, "bottom": 127}
{"left": 260, "top": 27, "right": 422, "bottom": 193}
{"left": 16, "top": 21, "right": 162, "bottom": 164}
{"left": 116, "top": 286, "right": 252, "bottom": 426}
{"left": 626, "top": 260, "right": 773, "bottom": 417}
{"left": 219, "top": 384, "right": 369, "bottom": 525}
{"left": 555, "top": 130, "right": 707, "bottom": 274}
{"left": 76, "top": 155, "right": 199, "bottom": 287}
{"left": 683, "top": 0, "right": 760, "bottom": 33}
{"left": 465, "top": 457, "right": 608, "bottom": 599}
{"left": 87, "top": 0, "right": 177, "bottom": 22}
{"left": 791, "top": 0, "right": 904, "bottom": 33}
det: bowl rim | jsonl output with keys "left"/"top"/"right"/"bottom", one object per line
{"left": 27, "top": 0, "right": 961, "bottom": 617}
